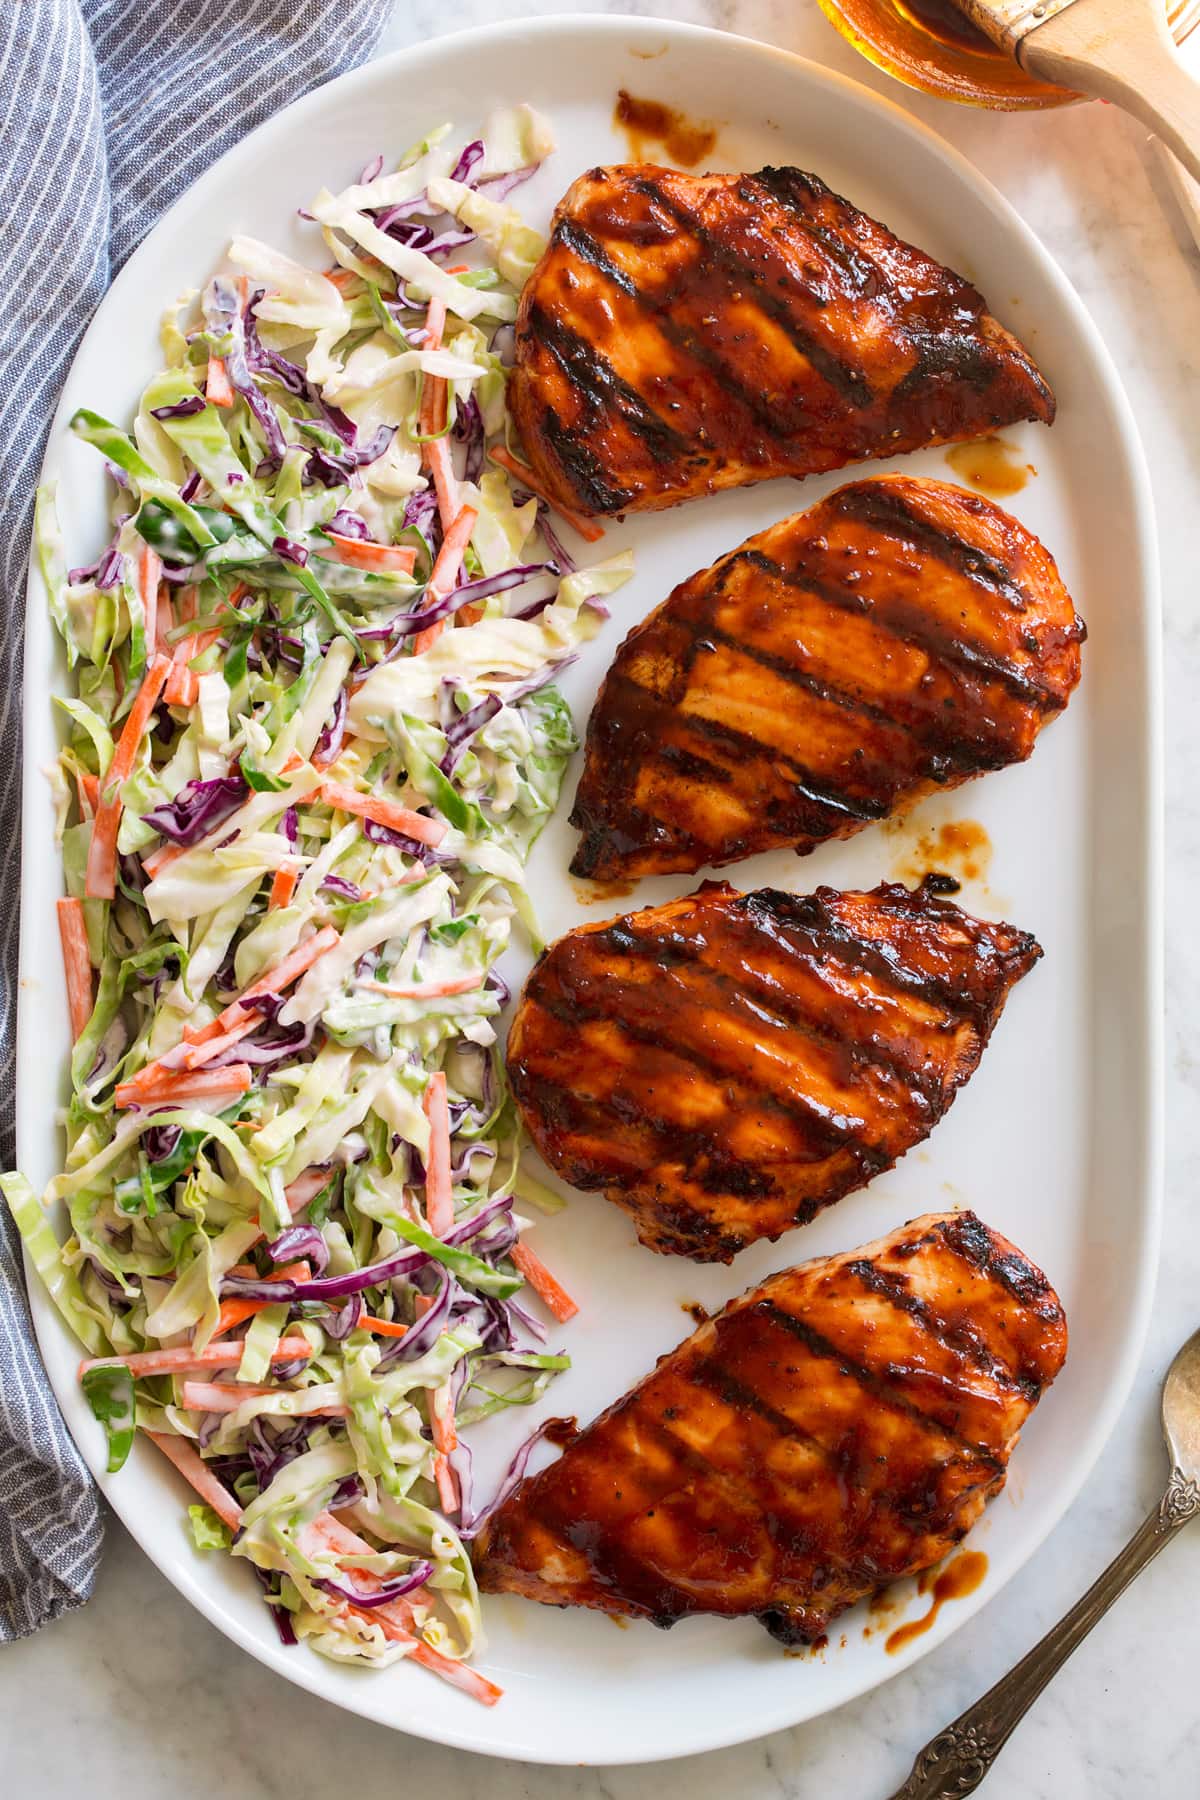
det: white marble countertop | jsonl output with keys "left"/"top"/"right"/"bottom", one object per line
{"left": 6, "top": 2, "right": 1200, "bottom": 1794}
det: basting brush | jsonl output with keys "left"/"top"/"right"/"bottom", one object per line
{"left": 953, "top": 0, "right": 1200, "bottom": 179}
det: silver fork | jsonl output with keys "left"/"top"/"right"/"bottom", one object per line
{"left": 888, "top": 1327, "right": 1200, "bottom": 1798}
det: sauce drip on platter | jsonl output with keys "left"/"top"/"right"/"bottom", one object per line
{"left": 614, "top": 91, "right": 718, "bottom": 166}
{"left": 886, "top": 1549, "right": 989, "bottom": 1653}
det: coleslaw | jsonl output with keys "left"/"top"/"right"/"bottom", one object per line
{"left": 3, "top": 107, "right": 631, "bottom": 1704}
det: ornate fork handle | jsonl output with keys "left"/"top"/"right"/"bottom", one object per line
{"left": 889, "top": 1468, "right": 1200, "bottom": 1799}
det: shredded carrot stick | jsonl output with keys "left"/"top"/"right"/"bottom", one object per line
{"left": 412, "top": 503, "right": 478, "bottom": 654}
{"left": 423, "top": 435, "right": 458, "bottom": 541}
{"left": 422, "top": 1071, "right": 453, "bottom": 1236}
{"left": 298, "top": 1516, "right": 499, "bottom": 1706}
{"left": 205, "top": 355, "right": 234, "bottom": 408}
{"left": 147, "top": 1430, "right": 244, "bottom": 1529}
{"left": 208, "top": 1261, "right": 313, "bottom": 1339}
{"left": 182, "top": 1014, "right": 265, "bottom": 1068}
{"left": 417, "top": 297, "right": 460, "bottom": 534}
{"left": 85, "top": 653, "right": 173, "bottom": 899}
{"left": 344, "top": 1587, "right": 503, "bottom": 1704}
{"left": 113, "top": 1062, "right": 252, "bottom": 1111}
{"left": 443, "top": 264, "right": 470, "bottom": 276}
{"left": 489, "top": 445, "right": 604, "bottom": 543}
{"left": 182, "top": 926, "right": 340, "bottom": 1050}
{"left": 321, "top": 533, "right": 417, "bottom": 575}
{"left": 317, "top": 782, "right": 447, "bottom": 847}
{"left": 510, "top": 1241, "right": 579, "bottom": 1323}
{"left": 430, "top": 1386, "right": 457, "bottom": 1456}
{"left": 419, "top": 374, "right": 447, "bottom": 441}
{"left": 81, "top": 1338, "right": 313, "bottom": 1380}
{"left": 357, "top": 1311, "right": 408, "bottom": 1339}
{"left": 410, "top": 1640, "right": 503, "bottom": 1705}
{"left": 325, "top": 267, "right": 361, "bottom": 294}
{"left": 74, "top": 768, "right": 99, "bottom": 820}
{"left": 139, "top": 543, "right": 164, "bottom": 657}
{"left": 269, "top": 865, "right": 299, "bottom": 910}
{"left": 164, "top": 586, "right": 200, "bottom": 705}
{"left": 56, "top": 898, "right": 93, "bottom": 1040}
{"left": 141, "top": 839, "right": 187, "bottom": 880}
{"left": 362, "top": 973, "right": 482, "bottom": 1001}
{"left": 302, "top": 1513, "right": 436, "bottom": 1633}
{"left": 102, "top": 925, "right": 341, "bottom": 1094}
{"left": 154, "top": 585, "right": 174, "bottom": 660}
{"left": 433, "top": 1449, "right": 459, "bottom": 1514}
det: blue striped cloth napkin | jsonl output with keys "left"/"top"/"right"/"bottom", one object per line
{"left": 0, "top": 0, "right": 391, "bottom": 1643}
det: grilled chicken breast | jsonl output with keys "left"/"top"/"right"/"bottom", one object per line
{"left": 508, "top": 882, "right": 1040, "bottom": 1262}
{"left": 570, "top": 475, "right": 1085, "bottom": 880}
{"left": 475, "top": 1210, "right": 1067, "bottom": 1642}
{"left": 511, "top": 164, "right": 1055, "bottom": 518}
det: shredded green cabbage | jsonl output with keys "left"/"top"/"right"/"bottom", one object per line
{"left": 6, "top": 107, "right": 626, "bottom": 1697}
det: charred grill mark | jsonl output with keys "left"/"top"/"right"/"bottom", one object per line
{"left": 536, "top": 401, "right": 635, "bottom": 512}
{"left": 748, "top": 169, "right": 885, "bottom": 296}
{"left": 687, "top": 1351, "right": 988, "bottom": 1538}
{"left": 744, "top": 888, "right": 1039, "bottom": 1025}
{"left": 690, "top": 620, "right": 1017, "bottom": 777}
{"left": 510, "top": 1059, "right": 779, "bottom": 1201}
{"left": 758, "top": 1300, "right": 1007, "bottom": 1470}
{"left": 694, "top": 614, "right": 916, "bottom": 737}
{"left": 655, "top": 702, "right": 892, "bottom": 821}
{"left": 526, "top": 301, "right": 691, "bottom": 458}
{"left": 626, "top": 175, "right": 876, "bottom": 408}
{"left": 597, "top": 916, "right": 956, "bottom": 1102}
{"left": 595, "top": 661, "right": 892, "bottom": 827}
{"left": 737, "top": 550, "right": 1060, "bottom": 713}
{"left": 552, "top": 218, "right": 792, "bottom": 439}
{"left": 827, "top": 483, "right": 1034, "bottom": 614}
{"left": 528, "top": 982, "right": 888, "bottom": 1168}
{"left": 936, "top": 1214, "right": 1060, "bottom": 1319}
{"left": 841, "top": 1257, "right": 1034, "bottom": 1398}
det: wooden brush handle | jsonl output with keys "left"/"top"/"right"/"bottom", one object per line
{"left": 1019, "top": 0, "right": 1200, "bottom": 185}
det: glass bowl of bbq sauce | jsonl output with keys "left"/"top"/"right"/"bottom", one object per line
{"left": 816, "top": 0, "right": 1200, "bottom": 110}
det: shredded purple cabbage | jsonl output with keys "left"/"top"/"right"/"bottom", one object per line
{"left": 272, "top": 534, "right": 309, "bottom": 567}
{"left": 478, "top": 164, "right": 538, "bottom": 201}
{"left": 456, "top": 1416, "right": 563, "bottom": 1538}
{"left": 142, "top": 774, "right": 248, "bottom": 846}
{"left": 534, "top": 502, "right": 576, "bottom": 574}
{"left": 377, "top": 1275, "right": 451, "bottom": 1368}
{"left": 313, "top": 686, "right": 348, "bottom": 764}
{"left": 266, "top": 1224, "right": 330, "bottom": 1273}
{"left": 206, "top": 278, "right": 290, "bottom": 468}
{"left": 318, "top": 1560, "right": 434, "bottom": 1607}
{"left": 142, "top": 1124, "right": 181, "bottom": 1163}
{"left": 149, "top": 394, "right": 206, "bottom": 420}
{"left": 326, "top": 511, "right": 369, "bottom": 541}
{"left": 449, "top": 139, "right": 485, "bottom": 184}
{"left": 320, "top": 874, "right": 361, "bottom": 900}
{"left": 440, "top": 693, "right": 501, "bottom": 774}
{"left": 453, "top": 393, "right": 485, "bottom": 484}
